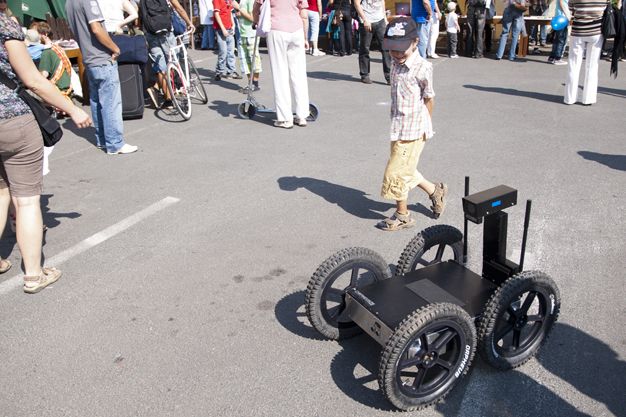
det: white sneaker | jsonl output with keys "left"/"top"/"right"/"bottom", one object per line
{"left": 429, "top": 53, "right": 439, "bottom": 59}
{"left": 312, "top": 49, "right": 326, "bottom": 56}
{"left": 450, "top": 54, "right": 459, "bottom": 59}
{"left": 294, "top": 117, "right": 307, "bottom": 127}
{"left": 108, "top": 144, "right": 138, "bottom": 155}
{"left": 552, "top": 59, "right": 567, "bottom": 66}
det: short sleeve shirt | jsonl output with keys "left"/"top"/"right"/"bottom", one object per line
{"left": 39, "top": 49, "right": 71, "bottom": 91}
{"left": 389, "top": 51, "right": 435, "bottom": 141}
{"left": 0, "top": 14, "right": 31, "bottom": 120}
{"left": 411, "top": 0, "right": 434, "bottom": 23}
{"left": 213, "top": 0, "right": 234, "bottom": 30}
{"left": 237, "top": 0, "right": 256, "bottom": 37}
{"left": 255, "top": 0, "right": 308, "bottom": 33}
{"left": 360, "top": 0, "right": 385, "bottom": 23}
{"left": 65, "top": 0, "right": 111, "bottom": 67}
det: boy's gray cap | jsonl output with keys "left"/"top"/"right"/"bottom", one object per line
{"left": 382, "top": 17, "right": 418, "bottom": 51}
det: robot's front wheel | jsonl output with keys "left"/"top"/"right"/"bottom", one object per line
{"left": 477, "top": 271, "right": 561, "bottom": 370}
{"left": 379, "top": 303, "right": 477, "bottom": 411}
{"left": 396, "top": 225, "right": 464, "bottom": 275}
{"left": 305, "top": 247, "right": 392, "bottom": 340}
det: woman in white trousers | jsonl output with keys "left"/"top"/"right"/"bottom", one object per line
{"left": 255, "top": 0, "right": 310, "bottom": 128}
{"left": 564, "top": 34, "right": 603, "bottom": 105}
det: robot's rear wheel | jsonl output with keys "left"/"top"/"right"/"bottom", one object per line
{"left": 305, "top": 247, "right": 391, "bottom": 340}
{"left": 396, "top": 225, "right": 464, "bottom": 275}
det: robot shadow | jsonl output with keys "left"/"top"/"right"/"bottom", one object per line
{"left": 277, "top": 176, "right": 434, "bottom": 220}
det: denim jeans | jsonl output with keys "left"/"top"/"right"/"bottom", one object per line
{"left": 86, "top": 62, "right": 125, "bottom": 152}
{"left": 416, "top": 20, "right": 431, "bottom": 58}
{"left": 496, "top": 8, "right": 524, "bottom": 60}
{"left": 358, "top": 18, "right": 390, "bottom": 79}
{"left": 216, "top": 29, "right": 236, "bottom": 75}
{"left": 530, "top": 24, "right": 547, "bottom": 44}
{"left": 549, "top": 28, "right": 567, "bottom": 60}
{"left": 201, "top": 24, "right": 215, "bottom": 49}
{"left": 307, "top": 10, "right": 321, "bottom": 42}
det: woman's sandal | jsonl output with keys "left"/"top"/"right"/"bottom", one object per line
{"left": 23, "top": 267, "right": 62, "bottom": 294}
{"left": 0, "top": 259, "right": 11, "bottom": 274}
{"left": 377, "top": 211, "right": 416, "bottom": 231}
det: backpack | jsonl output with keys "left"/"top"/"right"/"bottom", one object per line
{"left": 601, "top": 2, "right": 617, "bottom": 39}
{"left": 141, "top": 0, "right": 172, "bottom": 35}
{"left": 467, "top": 0, "right": 487, "bottom": 9}
{"left": 468, "top": 0, "right": 487, "bottom": 9}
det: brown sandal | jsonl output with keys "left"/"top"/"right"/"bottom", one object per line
{"left": 23, "top": 267, "right": 62, "bottom": 294}
{"left": 377, "top": 211, "right": 416, "bottom": 231}
{"left": 0, "top": 259, "right": 11, "bottom": 274}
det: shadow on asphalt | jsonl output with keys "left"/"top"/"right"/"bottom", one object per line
{"left": 307, "top": 70, "right": 359, "bottom": 83}
{"left": 598, "top": 85, "right": 626, "bottom": 98}
{"left": 62, "top": 118, "right": 98, "bottom": 147}
{"left": 578, "top": 151, "right": 626, "bottom": 171}
{"left": 277, "top": 176, "right": 433, "bottom": 220}
{"left": 536, "top": 322, "right": 626, "bottom": 417}
{"left": 274, "top": 290, "right": 327, "bottom": 341}
{"left": 463, "top": 84, "right": 563, "bottom": 103}
{"left": 0, "top": 194, "right": 80, "bottom": 261}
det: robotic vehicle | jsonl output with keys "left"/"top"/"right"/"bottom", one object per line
{"left": 305, "top": 178, "right": 561, "bottom": 411}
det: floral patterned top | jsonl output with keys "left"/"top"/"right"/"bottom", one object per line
{"left": 0, "top": 14, "right": 31, "bottom": 120}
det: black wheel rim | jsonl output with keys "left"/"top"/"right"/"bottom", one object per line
{"left": 319, "top": 262, "right": 380, "bottom": 330}
{"left": 409, "top": 242, "right": 458, "bottom": 271}
{"left": 395, "top": 321, "right": 466, "bottom": 398}
{"left": 492, "top": 289, "right": 551, "bottom": 357}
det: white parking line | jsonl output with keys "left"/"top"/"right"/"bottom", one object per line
{"left": 0, "top": 196, "right": 180, "bottom": 295}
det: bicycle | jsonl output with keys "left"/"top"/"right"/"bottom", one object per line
{"left": 165, "top": 29, "right": 208, "bottom": 120}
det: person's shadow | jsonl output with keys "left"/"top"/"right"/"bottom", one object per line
{"left": 578, "top": 151, "right": 626, "bottom": 172}
{"left": 463, "top": 84, "right": 564, "bottom": 103}
{"left": 277, "top": 176, "right": 433, "bottom": 220}
{"left": 41, "top": 194, "right": 81, "bottom": 229}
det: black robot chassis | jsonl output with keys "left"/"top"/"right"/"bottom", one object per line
{"left": 305, "top": 178, "right": 561, "bottom": 411}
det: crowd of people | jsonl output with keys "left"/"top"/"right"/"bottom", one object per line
{"left": 0, "top": 0, "right": 623, "bottom": 293}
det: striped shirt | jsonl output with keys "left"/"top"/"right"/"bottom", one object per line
{"left": 569, "top": 0, "right": 605, "bottom": 36}
{"left": 389, "top": 51, "right": 435, "bottom": 141}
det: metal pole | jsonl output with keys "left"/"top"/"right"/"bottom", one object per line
{"left": 463, "top": 176, "right": 469, "bottom": 264}
{"left": 189, "top": 0, "right": 195, "bottom": 50}
{"left": 519, "top": 199, "right": 532, "bottom": 272}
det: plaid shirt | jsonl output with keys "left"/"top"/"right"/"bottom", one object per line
{"left": 389, "top": 51, "right": 435, "bottom": 141}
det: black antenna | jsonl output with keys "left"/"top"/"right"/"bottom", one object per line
{"left": 519, "top": 199, "right": 532, "bottom": 271}
{"left": 463, "top": 176, "right": 469, "bottom": 264}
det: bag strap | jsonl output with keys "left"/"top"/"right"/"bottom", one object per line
{"left": 0, "top": 68, "right": 20, "bottom": 92}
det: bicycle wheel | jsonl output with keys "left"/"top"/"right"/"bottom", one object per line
{"left": 165, "top": 62, "right": 192, "bottom": 120}
{"left": 188, "top": 57, "right": 208, "bottom": 104}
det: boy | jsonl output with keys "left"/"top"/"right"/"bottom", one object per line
{"left": 213, "top": 0, "right": 239, "bottom": 80}
{"left": 378, "top": 16, "right": 447, "bottom": 231}
{"left": 235, "top": 0, "right": 261, "bottom": 91}
{"left": 445, "top": 2, "right": 460, "bottom": 58}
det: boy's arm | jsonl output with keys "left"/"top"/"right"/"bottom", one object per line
{"left": 424, "top": 97, "right": 434, "bottom": 118}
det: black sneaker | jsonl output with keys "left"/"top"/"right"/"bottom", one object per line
{"left": 214, "top": 73, "right": 222, "bottom": 81}
{"left": 161, "top": 99, "right": 174, "bottom": 110}
{"left": 361, "top": 76, "right": 372, "bottom": 84}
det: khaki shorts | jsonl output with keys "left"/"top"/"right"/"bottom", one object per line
{"left": 381, "top": 138, "right": 426, "bottom": 201}
{"left": 0, "top": 113, "right": 44, "bottom": 197}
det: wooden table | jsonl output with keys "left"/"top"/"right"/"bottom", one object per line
{"left": 459, "top": 16, "right": 552, "bottom": 58}
{"left": 64, "top": 47, "right": 89, "bottom": 105}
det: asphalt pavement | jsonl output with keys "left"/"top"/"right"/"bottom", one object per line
{"left": 0, "top": 44, "right": 625, "bottom": 417}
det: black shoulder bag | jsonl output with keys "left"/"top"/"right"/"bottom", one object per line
{"left": 602, "top": 2, "right": 617, "bottom": 39}
{"left": 0, "top": 70, "right": 63, "bottom": 147}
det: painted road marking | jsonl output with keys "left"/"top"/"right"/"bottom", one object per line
{"left": 0, "top": 196, "right": 180, "bottom": 295}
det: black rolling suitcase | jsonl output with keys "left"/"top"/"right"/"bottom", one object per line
{"left": 112, "top": 34, "right": 148, "bottom": 120}
{"left": 118, "top": 63, "right": 144, "bottom": 120}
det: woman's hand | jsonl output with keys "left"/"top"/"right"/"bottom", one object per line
{"left": 69, "top": 107, "right": 93, "bottom": 128}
